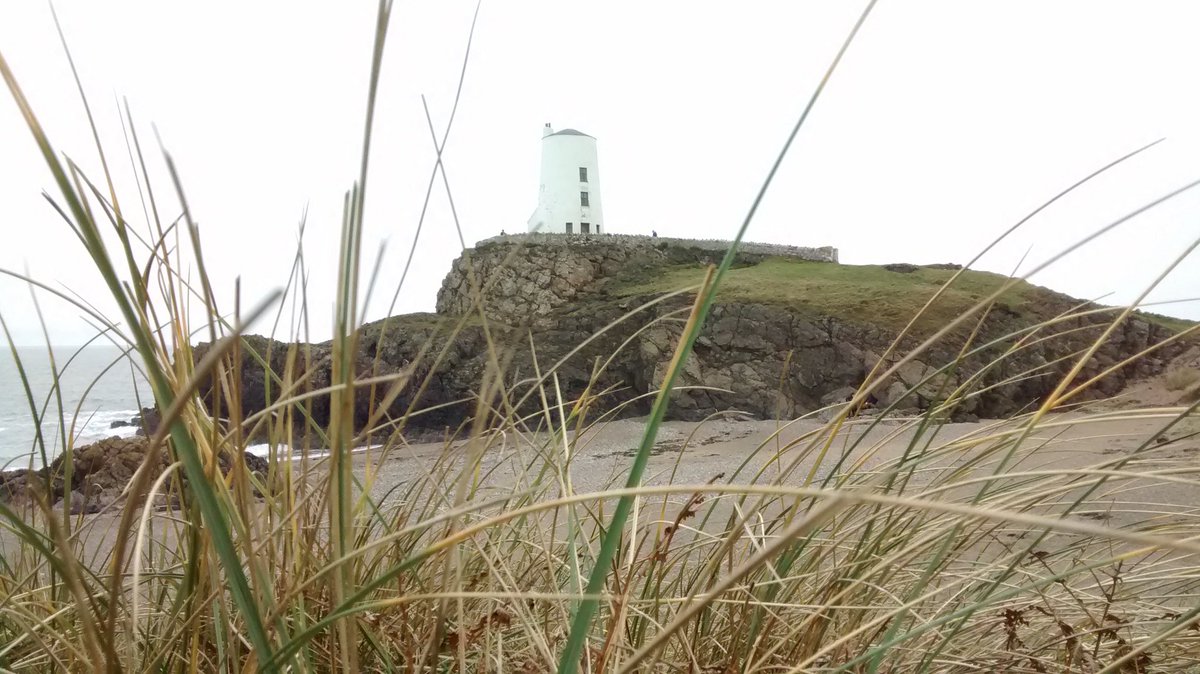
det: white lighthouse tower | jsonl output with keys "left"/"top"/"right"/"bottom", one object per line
{"left": 527, "top": 123, "right": 604, "bottom": 234}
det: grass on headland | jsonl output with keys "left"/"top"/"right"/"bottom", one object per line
{"left": 2, "top": 1, "right": 1200, "bottom": 672}
{"left": 618, "top": 258, "right": 1032, "bottom": 333}
{"left": 1142, "top": 310, "right": 1199, "bottom": 334}
{"left": 619, "top": 256, "right": 1198, "bottom": 338}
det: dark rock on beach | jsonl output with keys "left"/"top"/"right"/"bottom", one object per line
{"left": 0, "top": 436, "right": 268, "bottom": 513}
{"left": 0, "top": 469, "right": 34, "bottom": 505}
{"left": 108, "top": 407, "right": 161, "bottom": 436}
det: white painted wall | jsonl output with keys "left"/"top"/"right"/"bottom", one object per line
{"left": 527, "top": 124, "right": 604, "bottom": 234}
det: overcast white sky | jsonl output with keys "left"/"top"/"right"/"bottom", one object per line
{"left": 1, "top": 1, "right": 1198, "bottom": 347}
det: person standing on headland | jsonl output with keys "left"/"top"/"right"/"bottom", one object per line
{"left": 652, "top": 230, "right": 658, "bottom": 237}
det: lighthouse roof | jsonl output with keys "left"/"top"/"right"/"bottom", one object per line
{"left": 546, "top": 128, "right": 593, "bottom": 138}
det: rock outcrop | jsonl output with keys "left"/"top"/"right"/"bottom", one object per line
{"left": 190, "top": 236, "right": 1188, "bottom": 443}
{"left": 436, "top": 235, "right": 782, "bottom": 328}
{"left": 109, "top": 407, "right": 161, "bottom": 436}
{"left": 0, "top": 437, "right": 267, "bottom": 512}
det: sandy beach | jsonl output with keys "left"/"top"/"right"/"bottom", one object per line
{"left": 15, "top": 403, "right": 1196, "bottom": 573}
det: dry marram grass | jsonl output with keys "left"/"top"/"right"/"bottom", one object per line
{"left": 2, "top": 3, "right": 1200, "bottom": 673}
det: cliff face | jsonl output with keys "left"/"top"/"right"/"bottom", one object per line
{"left": 434, "top": 234, "right": 836, "bottom": 327}
{"left": 432, "top": 237, "right": 1181, "bottom": 418}
{"left": 202, "top": 236, "right": 1185, "bottom": 440}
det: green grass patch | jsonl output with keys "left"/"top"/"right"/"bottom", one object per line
{"left": 617, "top": 257, "right": 1200, "bottom": 338}
{"left": 616, "top": 257, "right": 1039, "bottom": 333}
{"left": 1138, "top": 310, "right": 1197, "bottom": 334}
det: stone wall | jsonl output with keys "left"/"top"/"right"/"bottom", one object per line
{"left": 479, "top": 233, "right": 838, "bottom": 263}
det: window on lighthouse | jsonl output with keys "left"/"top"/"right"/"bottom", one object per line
{"left": 580, "top": 191, "right": 590, "bottom": 207}
{"left": 565, "top": 222, "right": 573, "bottom": 234}
{"left": 579, "top": 167, "right": 588, "bottom": 182}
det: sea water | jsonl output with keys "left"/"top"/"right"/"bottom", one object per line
{"left": 0, "top": 345, "right": 374, "bottom": 466}
{"left": 0, "top": 345, "right": 151, "bottom": 465}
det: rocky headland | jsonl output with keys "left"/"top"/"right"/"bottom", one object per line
{"left": 3, "top": 234, "right": 1195, "bottom": 510}
{"left": 197, "top": 234, "right": 1189, "bottom": 438}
